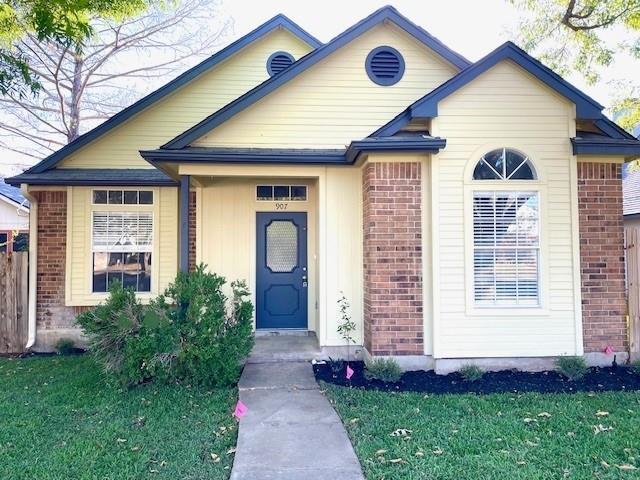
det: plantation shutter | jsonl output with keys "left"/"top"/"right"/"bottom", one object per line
{"left": 92, "top": 212, "right": 153, "bottom": 252}
{"left": 473, "top": 191, "right": 540, "bottom": 306}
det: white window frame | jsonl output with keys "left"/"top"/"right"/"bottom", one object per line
{"left": 89, "top": 188, "right": 158, "bottom": 297}
{"left": 463, "top": 148, "right": 549, "bottom": 316}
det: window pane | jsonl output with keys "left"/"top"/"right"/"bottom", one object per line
{"left": 93, "top": 190, "right": 107, "bottom": 204}
{"left": 93, "top": 253, "right": 108, "bottom": 292}
{"left": 12, "top": 233, "right": 28, "bottom": 252}
{"left": 509, "top": 161, "right": 535, "bottom": 180}
{"left": 273, "top": 185, "right": 289, "bottom": 200}
{"left": 473, "top": 190, "right": 540, "bottom": 306}
{"left": 139, "top": 253, "right": 152, "bottom": 291}
{"left": 482, "top": 149, "right": 505, "bottom": 178}
{"left": 473, "top": 159, "right": 501, "bottom": 180}
{"left": 290, "top": 185, "right": 307, "bottom": 200}
{"left": 257, "top": 185, "right": 273, "bottom": 200}
{"left": 106, "top": 252, "right": 123, "bottom": 288}
{"left": 139, "top": 191, "right": 153, "bottom": 205}
{"left": 505, "top": 150, "right": 526, "bottom": 178}
{"left": 124, "top": 191, "right": 138, "bottom": 204}
{"left": 266, "top": 220, "right": 298, "bottom": 272}
{"left": 123, "top": 252, "right": 140, "bottom": 289}
{"left": 108, "top": 190, "right": 123, "bottom": 205}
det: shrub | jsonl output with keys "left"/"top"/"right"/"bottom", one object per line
{"left": 459, "top": 364, "right": 484, "bottom": 382}
{"left": 364, "top": 358, "right": 402, "bottom": 383}
{"left": 77, "top": 265, "right": 254, "bottom": 387}
{"left": 632, "top": 360, "right": 640, "bottom": 375}
{"left": 555, "top": 356, "right": 588, "bottom": 381}
{"left": 327, "top": 357, "right": 345, "bottom": 377}
{"left": 54, "top": 338, "right": 76, "bottom": 355}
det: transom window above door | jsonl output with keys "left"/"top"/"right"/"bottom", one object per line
{"left": 473, "top": 148, "right": 536, "bottom": 181}
{"left": 256, "top": 185, "right": 307, "bottom": 201}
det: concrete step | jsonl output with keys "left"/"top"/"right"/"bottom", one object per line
{"left": 248, "top": 332, "right": 322, "bottom": 364}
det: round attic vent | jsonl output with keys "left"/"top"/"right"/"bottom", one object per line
{"left": 267, "top": 51, "right": 295, "bottom": 76}
{"left": 365, "top": 46, "right": 405, "bottom": 86}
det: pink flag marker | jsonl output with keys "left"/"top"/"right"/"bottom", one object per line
{"left": 346, "top": 364, "right": 354, "bottom": 380}
{"left": 234, "top": 400, "right": 248, "bottom": 419}
{"left": 604, "top": 345, "right": 614, "bottom": 355}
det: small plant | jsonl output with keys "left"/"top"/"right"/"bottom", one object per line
{"left": 54, "top": 338, "right": 76, "bottom": 355}
{"left": 459, "top": 364, "right": 484, "bottom": 382}
{"left": 337, "top": 293, "right": 357, "bottom": 363}
{"left": 631, "top": 360, "right": 640, "bottom": 375}
{"left": 555, "top": 356, "right": 588, "bottom": 381}
{"left": 327, "top": 356, "right": 345, "bottom": 377}
{"left": 364, "top": 358, "right": 402, "bottom": 383}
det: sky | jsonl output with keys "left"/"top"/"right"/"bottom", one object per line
{"left": 0, "top": 0, "right": 637, "bottom": 176}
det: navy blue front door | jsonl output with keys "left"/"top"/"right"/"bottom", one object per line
{"left": 256, "top": 212, "right": 308, "bottom": 329}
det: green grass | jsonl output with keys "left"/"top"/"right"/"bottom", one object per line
{"left": 0, "top": 356, "right": 238, "bottom": 480}
{"left": 324, "top": 384, "right": 640, "bottom": 479}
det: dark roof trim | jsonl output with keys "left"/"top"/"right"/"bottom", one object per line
{"left": 24, "top": 14, "right": 321, "bottom": 175}
{"left": 374, "top": 41, "right": 604, "bottom": 137}
{"left": 141, "top": 136, "right": 446, "bottom": 166}
{"left": 594, "top": 118, "right": 637, "bottom": 140}
{"left": 141, "top": 148, "right": 348, "bottom": 165}
{"left": 571, "top": 138, "right": 640, "bottom": 157}
{"left": 6, "top": 169, "right": 179, "bottom": 187}
{"left": 162, "top": 5, "right": 470, "bottom": 150}
{"left": 624, "top": 212, "right": 640, "bottom": 220}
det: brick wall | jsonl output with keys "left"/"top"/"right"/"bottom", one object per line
{"left": 362, "top": 162, "right": 423, "bottom": 356}
{"left": 577, "top": 162, "right": 627, "bottom": 353}
{"left": 33, "top": 190, "right": 75, "bottom": 329}
{"left": 189, "top": 190, "right": 196, "bottom": 272}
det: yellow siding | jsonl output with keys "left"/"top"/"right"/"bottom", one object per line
{"left": 193, "top": 23, "right": 458, "bottom": 148}
{"left": 432, "top": 60, "right": 580, "bottom": 358}
{"left": 59, "top": 30, "right": 313, "bottom": 169}
{"left": 193, "top": 165, "right": 363, "bottom": 347}
{"left": 66, "top": 186, "right": 178, "bottom": 305}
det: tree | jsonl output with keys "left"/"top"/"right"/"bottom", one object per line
{"left": 0, "top": 0, "right": 230, "bottom": 160}
{"left": 0, "top": 0, "right": 156, "bottom": 97}
{"left": 510, "top": 0, "right": 640, "bottom": 131}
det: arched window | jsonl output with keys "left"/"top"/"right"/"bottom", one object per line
{"left": 473, "top": 148, "right": 536, "bottom": 181}
{"left": 471, "top": 149, "right": 540, "bottom": 307}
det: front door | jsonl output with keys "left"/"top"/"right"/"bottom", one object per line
{"left": 256, "top": 212, "right": 308, "bottom": 329}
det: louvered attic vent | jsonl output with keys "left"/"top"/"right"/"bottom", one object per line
{"left": 366, "top": 46, "right": 405, "bottom": 86}
{"left": 267, "top": 52, "right": 294, "bottom": 76}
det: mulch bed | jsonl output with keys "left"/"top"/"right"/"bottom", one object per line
{"left": 313, "top": 361, "right": 640, "bottom": 395}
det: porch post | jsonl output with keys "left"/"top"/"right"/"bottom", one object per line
{"left": 179, "top": 175, "right": 190, "bottom": 273}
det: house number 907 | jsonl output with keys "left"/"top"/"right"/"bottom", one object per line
{"left": 275, "top": 203, "right": 288, "bottom": 210}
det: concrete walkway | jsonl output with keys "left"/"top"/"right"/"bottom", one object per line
{"left": 230, "top": 362, "right": 364, "bottom": 480}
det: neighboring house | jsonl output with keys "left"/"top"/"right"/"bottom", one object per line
{"left": 8, "top": 6, "right": 640, "bottom": 370}
{"left": 624, "top": 164, "right": 640, "bottom": 228}
{"left": 0, "top": 179, "right": 29, "bottom": 253}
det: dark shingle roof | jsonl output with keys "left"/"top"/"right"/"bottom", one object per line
{"left": 0, "top": 178, "right": 29, "bottom": 207}
{"left": 6, "top": 169, "right": 177, "bottom": 187}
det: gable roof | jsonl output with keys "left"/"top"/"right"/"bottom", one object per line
{"left": 373, "top": 41, "right": 605, "bottom": 137}
{"left": 0, "top": 179, "right": 29, "bottom": 208}
{"left": 23, "top": 14, "right": 321, "bottom": 175}
{"left": 161, "top": 5, "right": 471, "bottom": 150}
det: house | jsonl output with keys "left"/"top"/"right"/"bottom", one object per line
{"left": 0, "top": 179, "right": 29, "bottom": 253}
{"left": 8, "top": 6, "right": 640, "bottom": 371}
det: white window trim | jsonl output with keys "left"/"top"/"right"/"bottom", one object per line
{"left": 463, "top": 176, "right": 550, "bottom": 317}
{"left": 88, "top": 187, "right": 159, "bottom": 299}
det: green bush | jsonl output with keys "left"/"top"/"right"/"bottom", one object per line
{"left": 364, "top": 358, "right": 402, "bottom": 382}
{"left": 555, "top": 356, "right": 588, "bottom": 381}
{"left": 54, "top": 338, "right": 76, "bottom": 355}
{"left": 459, "top": 364, "right": 484, "bottom": 382}
{"left": 632, "top": 360, "right": 640, "bottom": 375}
{"left": 77, "top": 265, "right": 254, "bottom": 387}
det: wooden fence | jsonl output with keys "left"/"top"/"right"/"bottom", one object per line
{"left": 0, "top": 252, "right": 28, "bottom": 354}
{"left": 625, "top": 228, "right": 640, "bottom": 360}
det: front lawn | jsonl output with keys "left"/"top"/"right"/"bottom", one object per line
{"left": 0, "top": 356, "right": 237, "bottom": 480}
{"left": 324, "top": 384, "right": 640, "bottom": 479}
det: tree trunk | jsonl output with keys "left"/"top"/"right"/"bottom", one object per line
{"left": 68, "top": 52, "right": 83, "bottom": 142}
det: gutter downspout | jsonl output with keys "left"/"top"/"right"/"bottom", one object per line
{"left": 20, "top": 184, "right": 37, "bottom": 350}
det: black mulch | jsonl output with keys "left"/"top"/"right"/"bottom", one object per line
{"left": 313, "top": 361, "right": 640, "bottom": 395}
